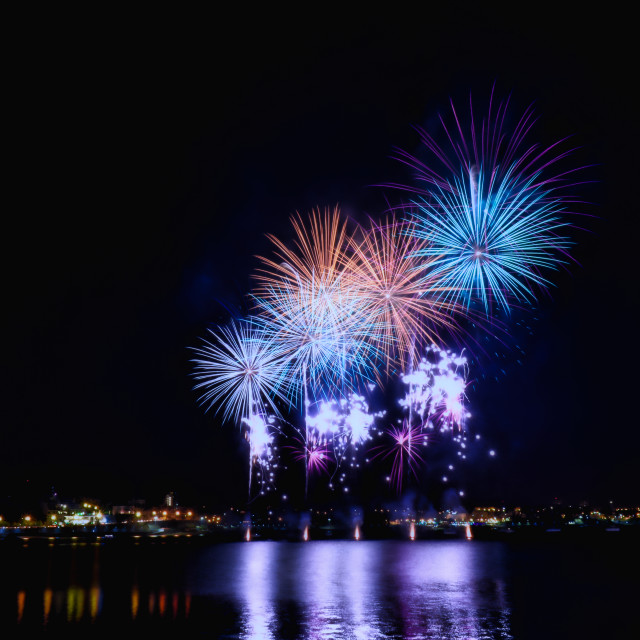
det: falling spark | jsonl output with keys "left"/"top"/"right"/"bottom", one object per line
{"left": 400, "top": 346, "right": 469, "bottom": 432}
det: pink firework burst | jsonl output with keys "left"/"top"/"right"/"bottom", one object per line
{"left": 370, "top": 420, "right": 426, "bottom": 493}
{"left": 291, "top": 438, "right": 333, "bottom": 475}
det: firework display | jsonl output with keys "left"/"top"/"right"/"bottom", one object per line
{"left": 191, "top": 92, "right": 581, "bottom": 499}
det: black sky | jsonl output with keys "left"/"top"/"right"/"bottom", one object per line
{"left": 4, "top": 8, "right": 638, "bottom": 512}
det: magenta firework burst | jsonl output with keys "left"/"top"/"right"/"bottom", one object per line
{"left": 370, "top": 421, "right": 426, "bottom": 493}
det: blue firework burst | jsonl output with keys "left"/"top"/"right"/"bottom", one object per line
{"left": 393, "top": 91, "right": 582, "bottom": 313}
{"left": 191, "top": 319, "right": 293, "bottom": 424}
{"left": 409, "top": 163, "right": 572, "bottom": 312}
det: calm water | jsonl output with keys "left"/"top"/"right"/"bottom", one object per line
{"left": 1, "top": 536, "right": 636, "bottom": 638}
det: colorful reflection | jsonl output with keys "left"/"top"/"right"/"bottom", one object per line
{"left": 131, "top": 587, "right": 140, "bottom": 619}
{"left": 11, "top": 540, "right": 512, "bottom": 638}
{"left": 17, "top": 590, "right": 25, "bottom": 623}
{"left": 193, "top": 540, "right": 512, "bottom": 639}
{"left": 13, "top": 584, "right": 195, "bottom": 625}
{"left": 43, "top": 588, "right": 52, "bottom": 625}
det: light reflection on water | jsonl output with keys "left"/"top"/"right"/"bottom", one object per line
{"left": 193, "top": 540, "right": 513, "bottom": 639}
{"left": 6, "top": 539, "right": 513, "bottom": 639}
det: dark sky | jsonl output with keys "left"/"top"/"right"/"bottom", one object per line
{"left": 4, "top": 9, "right": 638, "bottom": 512}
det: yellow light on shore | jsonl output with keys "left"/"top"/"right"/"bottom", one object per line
{"left": 24, "top": 515, "right": 31, "bottom": 522}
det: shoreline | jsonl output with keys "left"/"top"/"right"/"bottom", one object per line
{"left": 1, "top": 523, "right": 637, "bottom": 544}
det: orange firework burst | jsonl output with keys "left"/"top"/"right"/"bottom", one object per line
{"left": 253, "top": 206, "right": 350, "bottom": 298}
{"left": 344, "top": 215, "right": 461, "bottom": 372}
{"left": 251, "top": 206, "right": 378, "bottom": 397}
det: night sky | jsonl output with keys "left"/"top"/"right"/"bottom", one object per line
{"left": 4, "top": 9, "right": 638, "bottom": 513}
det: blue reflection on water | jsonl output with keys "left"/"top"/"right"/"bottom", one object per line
{"left": 193, "top": 540, "right": 512, "bottom": 639}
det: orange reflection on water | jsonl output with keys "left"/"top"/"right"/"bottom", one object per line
{"left": 91, "top": 547, "right": 101, "bottom": 621}
{"left": 131, "top": 587, "right": 140, "bottom": 619}
{"left": 148, "top": 592, "right": 156, "bottom": 616}
{"left": 43, "top": 588, "right": 52, "bottom": 625}
{"left": 158, "top": 590, "right": 167, "bottom": 618}
{"left": 90, "top": 586, "right": 101, "bottom": 621}
{"left": 17, "top": 590, "right": 25, "bottom": 623}
{"left": 185, "top": 592, "right": 191, "bottom": 619}
{"left": 172, "top": 591, "right": 179, "bottom": 619}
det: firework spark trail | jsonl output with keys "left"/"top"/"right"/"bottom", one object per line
{"left": 241, "top": 413, "right": 278, "bottom": 496}
{"left": 302, "top": 392, "right": 386, "bottom": 491}
{"left": 387, "top": 90, "right": 582, "bottom": 314}
{"left": 365, "top": 346, "right": 470, "bottom": 493}
{"left": 400, "top": 346, "right": 469, "bottom": 432}
{"left": 306, "top": 393, "right": 384, "bottom": 441}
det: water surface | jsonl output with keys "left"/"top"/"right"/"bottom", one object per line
{"left": 2, "top": 536, "right": 636, "bottom": 638}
